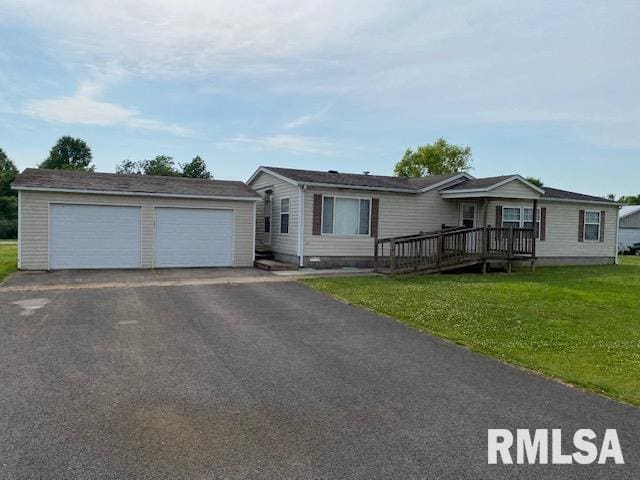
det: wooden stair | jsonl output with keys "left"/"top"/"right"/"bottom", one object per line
{"left": 254, "top": 259, "right": 299, "bottom": 271}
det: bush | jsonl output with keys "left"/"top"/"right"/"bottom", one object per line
{"left": 0, "top": 196, "right": 17, "bottom": 239}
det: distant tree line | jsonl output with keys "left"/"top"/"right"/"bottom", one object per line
{"left": 115, "top": 155, "right": 212, "bottom": 179}
{"left": 0, "top": 136, "right": 214, "bottom": 238}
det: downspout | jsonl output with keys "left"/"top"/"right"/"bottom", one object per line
{"left": 252, "top": 201, "right": 256, "bottom": 264}
{"left": 615, "top": 206, "right": 620, "bottom": 265}
{"left": 297, "top": 185, "right": 306, "bottom": 267}
{"left": 17, "top": 190, "right": 21, "bottom": 270}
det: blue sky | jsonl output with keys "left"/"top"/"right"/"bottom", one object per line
{"left": 1, "top": 0, "right": 638, "bottom": 196}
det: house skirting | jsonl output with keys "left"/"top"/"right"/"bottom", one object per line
{"left": 296, "top": 255, "right": 615, "bottom": 269}
{"left": 513, "top": 256, "right": 615, "bottom": 267}
{"left": 302, "top": 256, "right": 374, "bottom": 268}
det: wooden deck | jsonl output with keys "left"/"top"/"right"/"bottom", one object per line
{"left": 374, "top": 226, "right": 536, "bottom": 275}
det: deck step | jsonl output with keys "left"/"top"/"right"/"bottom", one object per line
{"left": 254, "top": 259, "right": 299, "bottom": 271}
{"left": 255, "top": 251, "right": 274, "bottom": 261}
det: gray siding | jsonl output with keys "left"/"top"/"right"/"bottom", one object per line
{"left": 19, "top": 190, "right": 255, "bottom": 270}
{"left": 249, "top": 171, "right": 299, "bottom": 257}
{"left": 620, "top": 210, "right": 640, "bottom": 228}
{"left": 488, "top": 180, "right": 540, "bottom": 199}
{"left": 302, "top": 186, "right": 459, "bottom": 258}
{"left": 485, "top": 199, "right": 618, "bottom": 259}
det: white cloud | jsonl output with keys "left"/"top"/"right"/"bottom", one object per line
{"left": 228, "top": 134, "right": 335, "bottom": 155}
{"left": 22, "top": 83, "right": 191, "bottom": 136}
{"left": 282, "top": 106, "right": 330, "bottom": 130}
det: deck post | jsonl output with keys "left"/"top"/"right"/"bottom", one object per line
{"left": 389, "top": 238, "right": 396, "bottom": 274}
{"left": 373, "top": 236, "right": 379, "bottom": 272}
{"left": 531, "top": 198, "right": 538, "bottom": 260}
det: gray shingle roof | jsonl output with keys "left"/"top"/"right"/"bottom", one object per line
{"left": 541, "top": 187, "right": 617, "bottom": 204}
{"left": 261, "top": 166, "right": 464, "bottom": 191}
{"left": 12, "top": 168, "right": 260, "bottom": 199}
{"left": 441, "top": 175, "right": 515, "bottom": 191}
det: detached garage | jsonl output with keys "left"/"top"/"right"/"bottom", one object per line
{"left": 11, "top": 168, "right": 260, "bottom": 270}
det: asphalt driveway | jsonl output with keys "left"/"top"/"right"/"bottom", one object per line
{"left": 0, "top": 280, "right": 638, "bottom": 479}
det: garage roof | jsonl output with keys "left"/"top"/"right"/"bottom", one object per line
{"left": 12, "top": 168, "right": 260, "bottom": 200}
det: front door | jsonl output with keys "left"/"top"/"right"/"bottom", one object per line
{"left": 263, "top": 195, "right": 272, "bottom": 246}
{"left": 460, "top": 203, "right": 477, "bottom": 229}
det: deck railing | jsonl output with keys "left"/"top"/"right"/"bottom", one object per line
{"left": 374, "top": 226, "right": 535, "bottom": 274}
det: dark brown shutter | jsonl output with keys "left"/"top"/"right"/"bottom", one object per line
{"left": 312, "top": 194, "right": 322, "bottom": 235}
{"left": 540, "top": 207, "right": 547, "bottom": 241}
{"left": 370, "top": 198, "right": 379, "bottom": 237}
{"left": 600, "top": 210, "right": 606, "bottom": 242}
{"left": 495, "top": 205, "right": 502, "bottom": 227}
{"left": 578, "top": 210, "right": 585, "bottom": 242}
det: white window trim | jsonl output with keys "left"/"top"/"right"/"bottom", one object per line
{"left": 459, "top": 202, "right": 478, "bottom": 228}
{"left": 280, "top": 197, "right": 290, "bottom": 235}
{"left": 321, "top": 194, "right": 372, "bottom": 237}
{"left": 583, "top": 210, "right": 601, "bottom": 242}
{"left": 501, "top": 206, "right": 541, "bottom": 240}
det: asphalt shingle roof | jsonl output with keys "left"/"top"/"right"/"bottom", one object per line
{"left": 12, "top": 168, "right": 260, "bottom": 199}
{"left": 441, "top": 175, "right": 515, "bottom": 191}
{"left": 541, "top": 187, "right": 617, "bottom": 204}
{"left": 443, "top": 175, "right": 617, "bottom": 204}
{"left": 261, "top": 166, "right": 463, "bottom": 191}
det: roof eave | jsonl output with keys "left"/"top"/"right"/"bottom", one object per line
{"left": 11, "top": 185, "right": 260, "bottom": 201}
{"left": 416, "top": 172, "right": 476, "bottom": 193}
{"left": 541, "top": 196, "right": 621, "bottom": 207}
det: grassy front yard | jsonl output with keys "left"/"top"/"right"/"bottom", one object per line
{"left": 304, "top": 257, "right": 640, "bottom": 405}
{"left": 0, "top": 242, "right": 17, "bottom": 283}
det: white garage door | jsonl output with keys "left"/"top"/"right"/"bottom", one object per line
{"left": 50, "top": 204, "right": 141, "bottom": 269}
{"left": 154, "top": 207, "right": 233, "bottom": 267}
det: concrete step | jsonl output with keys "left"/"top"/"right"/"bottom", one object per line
{"left": 254, "top": 259, "right": 299, "bottom": 271}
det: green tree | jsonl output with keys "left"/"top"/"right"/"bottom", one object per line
{"left": 141, "top": 155, "right": 180, "bottom": 176}
{"left": 116, "top": 156, "right": 180, "bottom": 176}
{"left": 525, "top": 177, "right": 544, "bottom": 187}
{"left": 0, "top": 148, "right": 18, "bottom": 197}
{"left": 115, "top": 159, "right": 142, "bottom": 175}
{"left": 181, "top": 155, "right": 212, "bottom": 179}
{"left": 394, "top": 138, "right": 472, "bottom": 177}
{"left": 39, "top": 136, "right": 94, "bottom": 171}
{"left": 0, "top": 148, "right": 18, "bottom": 238}
{"left": 619, "top": 194, "right": 640, "bottom": 205}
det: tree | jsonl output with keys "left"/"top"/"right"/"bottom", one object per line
{"left": 115, "top": 155, "right": 180, "bottom": 177}
{"left": 115, "top": 159, "right": 142, "bottom": 175}
{"left": 0, "top": 148, "right": 18, "bottom": 197}
{"left": 0, "top": 148, "right": 18, "bottom": 238}
{"left": 181, "top": 155, "right": 212, "bottom": 179}
{"left": 39, "top": 136, "right": 94, "bottom": 171}
{"left": 141, "top": 155, "right": 179, "bottom": 176}
{"left": 394, "top": 138, "right": 472, "bottom": 177}
{"left": 619, "top": 194, "right": 640, "bottom": 205}
{"left": 525, "top": 177, "right": 544, "bottom": 187}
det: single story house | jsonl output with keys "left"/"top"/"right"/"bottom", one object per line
{"left": 619, "top": 206, "right": 640, "bottom": 251}
{"left": 11, "top": 168, "right": 259, "bottom": 270}
{"left": 248, "top": 166, "right": 620, "bottom": 268}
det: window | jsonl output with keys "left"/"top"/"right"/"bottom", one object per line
{"left": 502, "top": 206, "right": 541, "bottom": 239}
{"left": 502, "top": 207, "right": 521, "bottom": 229}
{"left": 523, "top": 208, "right": 541, "bottom": 239}
{"left": 280, "top": 198, "right": 290, "bottom": 234}
{"left": 322, "top": 196, "right": 370, "bottom": 235}
{"left": 461, "top": 204, "right": 476, "bottom": 228}
{"left": 584, "top": 211, "right": 600, "bottom": 241}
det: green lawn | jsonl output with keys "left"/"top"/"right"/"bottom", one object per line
{"left": 0, "top": 242, "right": 17, "bottom": 283}
{"left": 304, "top": 257, "right": 640, "bottom": 405}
